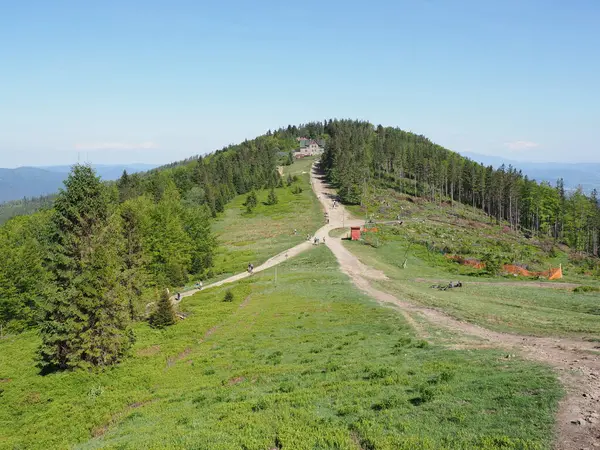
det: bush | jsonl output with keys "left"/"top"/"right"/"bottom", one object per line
{"left": 481, "top": 252, "right": 504, "bottom": 276}
{"left": 149, "top": 290, "right": 176, "bottom": 328}
{"left": 223, "top": 289, "right": 234, "bottom": 302}
{"left": 573, "top": 285, "right": 600, "bottom": 293}
{"left": 291, "top": 185, "right": 303, "bottom": 195}
{"left": 286, "top": 174, "right": 299, "bottom": 187}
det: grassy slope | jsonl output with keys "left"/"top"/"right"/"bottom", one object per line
{"left": 0, "top": 247, "right": 561, "bottom": 449}
{"left": 344, "top": 239, "right": 600, "bottom": 338}
{"left": 343, "top": 185, "right": 600, "bottom": 337}
{"left": 208, "top": 157, "right": 323, "bottom": 279}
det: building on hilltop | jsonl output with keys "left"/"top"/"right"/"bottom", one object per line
{"left": 294, "top": 138, "right": 324, "bottom": 158}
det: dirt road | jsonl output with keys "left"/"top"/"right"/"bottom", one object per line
{"left": 310, "top": 163, "right": 600, "bottom": 450}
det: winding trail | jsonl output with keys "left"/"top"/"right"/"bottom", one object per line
{"left": 310, "top": 163, "right": 600, "bottom": 450}
{"left": 177, "top": 162, "right": 599, "bottom": 449}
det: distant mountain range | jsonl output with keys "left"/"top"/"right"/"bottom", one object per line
{"left": 460, "top": 152, "right": 600, "bottom": 193}
{"left": 0, "top": 164, "right": 157, "bottom": 203}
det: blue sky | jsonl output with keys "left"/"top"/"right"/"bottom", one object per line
{"left": 1, "top": 0, "right": 598, "bottom": 167}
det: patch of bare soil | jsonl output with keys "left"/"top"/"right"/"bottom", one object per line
{"left": 228, "top": 376, "right": 245, "bottom": 386}
{"left": 239, "top": 295, "right": 252, "bottom": 308}
{"left": 136, "top": 345, "right": 160, "bottom": 357}
{"left": 92, "top": 399, "right": 156, "bottom": 438}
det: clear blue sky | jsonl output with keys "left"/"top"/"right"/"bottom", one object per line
{"left": 1, "top": 0, "right": 599, "bottom": 167}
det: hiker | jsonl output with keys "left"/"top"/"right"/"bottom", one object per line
{"left": 247, "top": 263, "right": 254, "bottom": 274}
{"left": 195, "top": 281, "right": 203, "bottom": 290}
{"left": 322, "top": 237, "right": 326, "bottom": 244}
{"left": 176, "top": 292, "right": 181, "bottom": 301}
{"left": 293, "top": 228, "right": 297, "bottom": 235}
{"left": 314, "top": 236, "right": 318, "bottom": 245}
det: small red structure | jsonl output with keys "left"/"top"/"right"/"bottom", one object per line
{"left": 350, "top": 226, "right": 361, "bottom": 241}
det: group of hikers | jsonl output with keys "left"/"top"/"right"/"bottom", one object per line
{"left": 174, "top": 279, "right": 204, "bottom": 301}
{"left": 308, "top": 235, "right": 325, "bottom": 245}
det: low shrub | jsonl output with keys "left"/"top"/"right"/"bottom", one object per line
{"left": 573, "top": 285, "right": 600, "bottom": 294}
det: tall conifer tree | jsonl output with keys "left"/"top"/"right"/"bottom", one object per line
{"left": 38, "top": 165, "right": 132, "bottom": 371}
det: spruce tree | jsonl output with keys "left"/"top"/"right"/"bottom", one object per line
{"left": 266, "top": 188, "right": 278, "bottom": 205}
{"left": 150, "top": 289, "right": 176, "bottom": 328}
{"left": 120, "top": 198, "right": 150, "bottom": 320}
{"left": 38, "top": 165, "right": 132, "bottom": 371}
{"left": 245, "top": 190, "right": 257, "bottom": 213}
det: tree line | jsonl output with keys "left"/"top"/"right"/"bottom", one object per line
{"left": 0, "top": 131, "right": 299, "bottom": 370}
{"left": 320, "top": 119, "right": 600, "bottom": 256}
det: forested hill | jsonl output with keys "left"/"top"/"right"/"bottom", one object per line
{"left": 1, "top": 118, "right": 597, "bottom": 371}
{"left": 320, "top": 119, "right": 600, "bottom": 256}
{"left": 0, "top": 127, "right": 310, "bottom": 369}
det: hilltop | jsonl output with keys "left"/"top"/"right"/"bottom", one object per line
{"left": 0, "top": 120, "right": 599, "bottom": 448}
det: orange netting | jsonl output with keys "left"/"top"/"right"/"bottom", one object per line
{"left": 502, "top": 264, "right": 563, "bottom": 279}
{"left": 445, "top": 255, "right": 485, "bottom": 269}
{"left": 446, "top": 256, "right": 563, "bottom": 280}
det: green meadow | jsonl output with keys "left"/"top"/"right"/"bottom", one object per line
{"left": 0, "top": 247, "right": 561, "bottom": 449}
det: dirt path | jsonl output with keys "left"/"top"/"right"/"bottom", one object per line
{"left": 310, "top": 164, "right": 600, "bottom": 450}
{"left": 173, "top": 240, "right": 314, "bottom": 302}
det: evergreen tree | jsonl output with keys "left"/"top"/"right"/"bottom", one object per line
{"left": 38, "top": 165, "right": 132, "bottom": 371}
{"left": 149, "top": 289, "right": 176, "bottom": 328}
{"left": 245, "top": 190, "right": 258, "bottom": 213}
{"left": 120, "top": 197, "right": 151, "bottom": 320}
{"left": 145, "top": 182, "right": 192, "bottom": 286}
{"left": 266, "top": 188, "right": 278, "bottom": 205}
